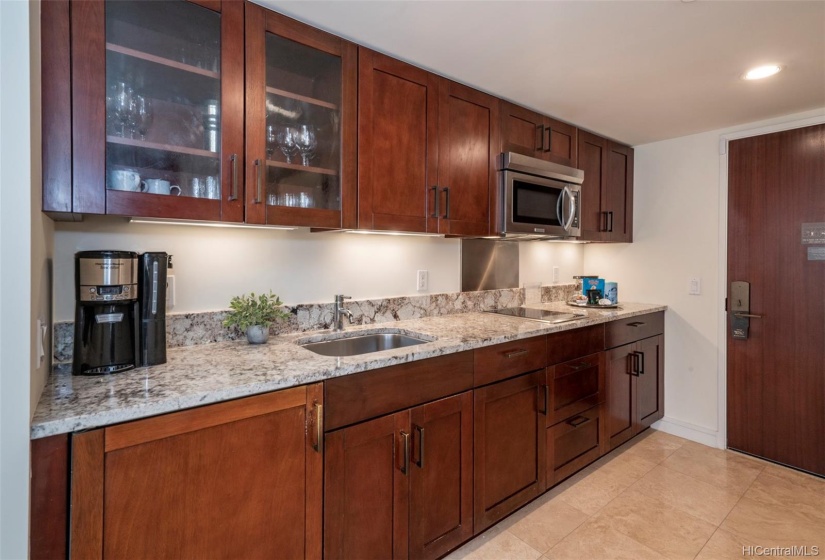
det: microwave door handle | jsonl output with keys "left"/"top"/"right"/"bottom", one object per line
{"left": 561, "top": 186, "right": 575, "bottom": 231}
{"left": 557, "top": 188, "right": 566, "bottom": 228}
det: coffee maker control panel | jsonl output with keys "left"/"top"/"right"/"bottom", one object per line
{"left": 80, "top": 283, "right": 138, "bottom": 302}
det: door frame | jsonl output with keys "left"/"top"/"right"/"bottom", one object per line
{"left": 715, "top": 113, "right": 825, "bottom": 450}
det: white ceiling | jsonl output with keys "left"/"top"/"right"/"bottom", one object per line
{"left": 262, "top": 0, "right": 825, "bottom": 146}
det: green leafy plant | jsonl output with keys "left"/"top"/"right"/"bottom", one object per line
{"left": 223, "top": 291, "right": 289, "bottom": 332}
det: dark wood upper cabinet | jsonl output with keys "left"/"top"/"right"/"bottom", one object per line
{"left": 358, "top": 48, "right": 439, "bottom": 233}
{"left": 576, "top": 130, "right": 634, "bottom": 242}
{"left": 473, "top": 370, "right": 546, "bottom": 533}
{"left": 69, "top": 385, "right": 324, "bottom": 559}
{"left": 60, "top": 0, "right": 245, "bottom": 222}
{"left": 434, "top": 80, "right": 498, "bottom": 237}
{"left": 500, "top": 101, "right": 577, "bottom": 167}
{"left": 245, "top": 4, "right": 357, "bottom": 229}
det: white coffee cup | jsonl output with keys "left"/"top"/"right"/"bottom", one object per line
{"left": 108, "top": 169, "right": 141, "bottom": 192}
{"left": 141, "top": 179, "right": 181, "bottom": 196}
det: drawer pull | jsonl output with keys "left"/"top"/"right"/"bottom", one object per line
{"left": 414, "top": 425, "right": 425, "bottom": 468}
{"left": 567, "top": 415, "right": 590, "bottom": 428}
{"left": 504, "top": 349, "right": 529, "bottom": 359}
{"left": 626, "top": 321, "right": 645, "bottom": 327}
{"left": 569, "top": 361, "right": 593, "bottom": 372}
{"left": 400, "top": 431, "right": 410, "bottom": 475}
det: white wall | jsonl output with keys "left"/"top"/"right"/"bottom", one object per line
{"left": 0, "top": 0, "right": 38, "bottom": 557}
{"left": 584, "top": 106, "right": 825, "bottom": 446}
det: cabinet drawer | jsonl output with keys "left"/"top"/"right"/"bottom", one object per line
{"left": 474, "top": 336, "right": 546, "bottom": 386}
{"left": 547, "top": 405, "right": 603, "bottom": 486}
{"left": 546, "top": 324, "right": 604, "bottom": 365}
{"left": 605, "top": 312, "right": 664, "bottom": 349}
{"left": 324, "top": 351, "right": 473, "bottom": 431}
{"left": 548, "top": 352, "right": 605, "bottom": 426}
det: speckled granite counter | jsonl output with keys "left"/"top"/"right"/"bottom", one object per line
{"left": 31, "top": 301, "right": 666, "bottom": 439}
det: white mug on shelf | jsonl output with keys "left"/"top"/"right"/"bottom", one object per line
{"left": 108, "top": 169, "right": 141, "bottom": 192}
{"left": 141, "top": 179, "right": 181, "bottom": 196}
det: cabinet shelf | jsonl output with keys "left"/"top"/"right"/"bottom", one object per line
{"left": 266, "top": 160, "right": 338, "bottom": 176}
{"left": 106, "top": 42, "right": 220, "bottom": 80}
{"left": 107, "top": 135, "right": 219, "bottom": 159}
{"left": 266, "top": 86, "right": 337, "bottom": 110}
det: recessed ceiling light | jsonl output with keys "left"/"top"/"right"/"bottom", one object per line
{"left": 742, "top": 65, "right": 783, "bottom": 80}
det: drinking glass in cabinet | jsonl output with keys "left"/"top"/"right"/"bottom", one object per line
{"left": 104, "top": 0, "right": 222, "bottom": 199}
{"left": 295, "top": 125, "right": 318, "bottom": 166}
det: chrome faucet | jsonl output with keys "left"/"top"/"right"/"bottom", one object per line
{"left": 332, "top": 295, "right": 354, "bottom": 332}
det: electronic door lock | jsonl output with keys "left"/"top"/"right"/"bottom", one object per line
{"left": 730, "top": 281, "right": 762, "bottom": 340}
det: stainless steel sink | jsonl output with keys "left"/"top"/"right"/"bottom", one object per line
{"left": 300, "top": 333, "right": 431, "bottom": 357}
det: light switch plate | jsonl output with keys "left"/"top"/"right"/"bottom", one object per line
{"left": 688, "top": 277, "right": 701, "bottom": 295}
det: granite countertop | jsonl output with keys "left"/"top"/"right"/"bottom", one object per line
{"left": 31, "top": 301, "right": 666, "bottom": 439}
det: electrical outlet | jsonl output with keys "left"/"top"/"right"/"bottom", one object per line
{"left": 689, "top": 277, "right": 701, "bottom": 295}
{"left": 416, "top": 270, "right": 428, "bottom": 292}
{"left": 552, "top": 266, "right": 560, "bottom": 283}
{"left": 167, "top": 275, "right": 176, "bottom": 308}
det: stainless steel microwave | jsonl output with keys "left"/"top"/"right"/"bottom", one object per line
{"left": 497, "top": 152, "right": 584, "bottom": 239}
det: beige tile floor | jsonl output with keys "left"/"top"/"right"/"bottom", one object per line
{"left": 445, "top": 429, "right": 825, "bottom": 560}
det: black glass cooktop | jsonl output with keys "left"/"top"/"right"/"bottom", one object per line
{"left": 488, "top": 307, "right": 585, "bottom": 324}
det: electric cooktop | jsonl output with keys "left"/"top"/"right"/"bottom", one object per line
{"left": 487, "top": 307, "right": 586, "bottom": 324}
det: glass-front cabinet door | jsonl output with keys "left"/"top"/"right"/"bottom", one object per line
{"left": 245, "top": 5, "right": 356, "bottom": 229}
{"left": 71, "top": 0, "right": 244, "bottom": 221}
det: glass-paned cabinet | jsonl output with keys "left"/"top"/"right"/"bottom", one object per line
{"left": 245, "top": 5, "right": 356, "bottom": 229}
{"left": 70, "top": 0, "right": 244, "bottom": 221}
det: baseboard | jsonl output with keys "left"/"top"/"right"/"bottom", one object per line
{"left": 651, "top": 417, "right": 722, "bottom": 449}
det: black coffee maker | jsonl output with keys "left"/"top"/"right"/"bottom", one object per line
{"left": 73, "top": 250, "right": 168, "bottom": 375}
{"left": 73, "top": 251, "right": 140, "bottom": 375}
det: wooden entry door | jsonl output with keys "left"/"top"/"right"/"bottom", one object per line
{"left": 727, "top": 123, "right": 825, "bottom": 475}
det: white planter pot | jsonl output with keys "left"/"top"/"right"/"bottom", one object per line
{"left": 246, "top": 325, "right": 270, "bottom": 344}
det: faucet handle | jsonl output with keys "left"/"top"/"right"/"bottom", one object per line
{"left": 335, "top": 294, "right": 352, "bottom": 303}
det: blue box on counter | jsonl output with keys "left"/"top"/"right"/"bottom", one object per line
{"left": 582, "top": 278, "right": 605, "bottom": 296}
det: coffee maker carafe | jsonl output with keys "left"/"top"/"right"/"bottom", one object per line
{"left": 73, "top": 251, "right": 140, "bottom": 375}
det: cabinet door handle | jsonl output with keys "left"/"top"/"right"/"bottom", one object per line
{"left": 399, "top": 431, "right": 410, "bottom": 475}
{"left": 504, "top": 349, "right": 529, "bottom": 359}
{"left": 538, "top": 385, "right": 549, "bottom": 415}
{"left": 253, "top": 159, "right": 263, "bottom": 204}
{"left": 430, "top": 186, "right": 440, "bottom": 218}
{"left": 627, "top": 353, "right": 639, "bottom": 376}
{"left": 608, "top": 211, "right": 614, "bottom": 232}
{"left": 636, "top": 351, "right": 645, "bottom": 375}
{"left": 414, "top": 425, "right": 425, "bottom": 468}
{"left": 567, "top": 415, "right": 589, "bottom": 427}
{"left": 229, "top": 153, "right": 239, "bottom": 201}
{"left": 601, "top": 211, "right": 608, "bottom": 232}
{"left": 311, "top": 402, "right": 323, "bottom": 453}
{"left": 536, "top": 124, "right": 545, "bottom": 152}
{"left": 544, "top": 126, "right": 552, "bottom": 153}
{"left": 442, "top": 187, "right": 450, "bottom": 219}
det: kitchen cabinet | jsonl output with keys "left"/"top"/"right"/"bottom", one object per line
{"left": 473, "top": 370, "right": 547, "bottom": 532}
{"left": 69, "top": 384, "right": 324, "bottom": 559}
{"left": 605, "top": 313, "right": 665, "bottom": 450}
{"left": 44, "top": 0, "right": 246, "bottom": 221}
{"left": 244, "top": 4, "right": 357, "bottom": 229}
{"left": 577, "top": 130, "right": 634, "bottom": 242}
{"left": 358, "top": 49, "right": 496, "bottom": 235}
{"left": 323, "top": 353, "right": 474, "bottom": 560}
{"left": 324, "top": 392, "right": 473, "bottom": 560}
{"left": 500, "top": 101, "right": 577, "bottom": 168}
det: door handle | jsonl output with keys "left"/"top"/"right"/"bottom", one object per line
{"left": 442, "top": 187, "right": 450, "bottom": 219}
{"left": 627, "top": 353, "right": 639, "bottom": 376}
{"left": 253, "top": 159, "right": 263, "bottom": 204}
{"left": 633, "top": 351, "right": 645, "bottom": 375}
{"left": 544, "top": 126, "right": 552, "bottom": 153}
{"left": 430, "top": 186, "right": 439, "bottom": 218}
{"left": 538, "top": 385, "right": 549, "bottom": 415}
{"left": 536, "top": 124, "right": 545, "bottom": 152}
{"left": 399, "top": 431, "right": 410, "bottom": 475}
{"left": 562, "top": 186, "right": 575, "bottom": 231}
{"left": 311, "top": 402, "right": 323, "bottom": 453}
{"left": 732, "top": 312, "right": 762, "bottom": 319}
{"left": 228, "top": 153, "right": 239, "bottom": 201}
{"left": 413, "top": 425, "right": 425, "bottom": 468}
{"left": 601, "top": 211, "right": 608, "bottom": 232}
{"left": 607, "top": 211, "right": 614, "bottom": 232}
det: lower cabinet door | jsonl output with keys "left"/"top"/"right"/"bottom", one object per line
{"left": 409, "top": 392, "right": 473, "bottom": 560}
{"left": 324, "top": 410, "right": 410, "bottom": 560}
{"left": 547, "top": 404, "right": 605, "bottom": 486}
{"left": 70, "top": 385, "right": 324, "bottom": 560}
{"left": 606, "top": 343, "right": 636, "bottom": 450}
{"left": 473, "top": 370, "right": 547, "bottom": 532}
{"left": 635, "top": 335, "right": 664, "bottom": 431}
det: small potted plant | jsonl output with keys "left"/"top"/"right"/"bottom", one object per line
{"left": 223, "top": 291, "right": 289, "bottom": 344}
